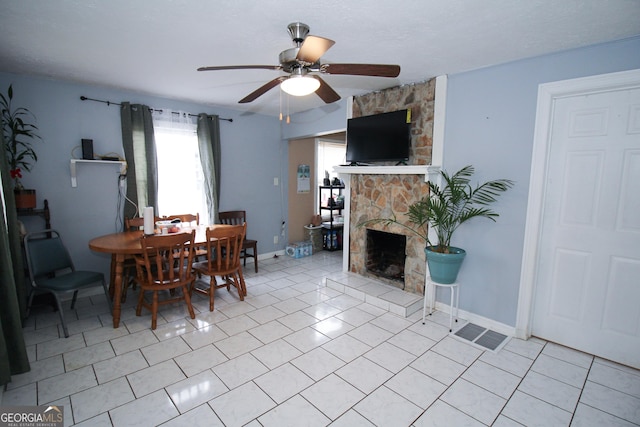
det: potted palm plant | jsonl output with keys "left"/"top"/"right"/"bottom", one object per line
{"left": 360, "top": 165, "right": 514, "bottom": 284}
{"left": 1, "top": 84, "right": 41, "bottom": 209}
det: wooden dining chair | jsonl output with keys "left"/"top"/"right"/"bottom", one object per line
{"left": 118, "top": 215, "right": 161, "bottom": 303}
{"left": 192, "top": 224, "right": 246, "bottom": 311}
{"left": 162, "top": 213, "right": 206, "bottom": 261}
{"left": 125, "top": 216, "right": 145, "bottom": 230}
{"left": 162, "top": 213, "right": 199, "bottom": 227}
{"left": 218, "top": 210, "right": 258, "bottom": 273}
{"left": 134, "top": 230, "right": 197, "bottom": 330}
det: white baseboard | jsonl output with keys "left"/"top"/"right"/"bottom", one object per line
{"left": 257, "top": 250, "right": 285, "bottom": 260}
{"left": 433, "top": 300, "right": 516, "bottom": 337}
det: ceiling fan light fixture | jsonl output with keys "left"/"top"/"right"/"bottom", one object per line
{"left": 281, "top": 74, "right": 320, "bottom": 96}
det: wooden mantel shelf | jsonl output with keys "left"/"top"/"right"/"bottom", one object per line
{"left": 333, "top": 164, "right": 440, "bottom": 182}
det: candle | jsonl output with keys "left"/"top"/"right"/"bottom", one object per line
{"left": 143, "top": 206, "right": 154, "bottom": 235}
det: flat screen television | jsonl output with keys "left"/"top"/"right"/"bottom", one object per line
{"left": 345, "top": 109, "right": 411, "bottom": 164}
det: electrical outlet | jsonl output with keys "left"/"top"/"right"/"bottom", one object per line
{"left": 273, "top": 177, "right": 279, "bottom": 186}
{"left": 273, "top": 235, "right": 279, "bottom": 244}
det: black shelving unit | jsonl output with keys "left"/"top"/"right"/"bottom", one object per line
{"left": 319, "top": 185, "right": 344, "bottom": 251}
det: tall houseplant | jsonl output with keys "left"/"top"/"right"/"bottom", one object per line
{"left": 1, "top": 85, "right": 41, "bottom": 208}
{"left": 361, "top": 165, "right": 514, "bottom": 283}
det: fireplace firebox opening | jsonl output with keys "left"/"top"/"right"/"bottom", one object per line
{"left": 366, "top": 229, "right": 407, "bottom": 285}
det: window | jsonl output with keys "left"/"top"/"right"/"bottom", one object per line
{"left": 316, "top": 139, "right": 346, "bottom": 214}
{"left": 153, "top": 111, "right": 208, "bottom": 222}
{"left": 316, "top": 139, "right": 346, "bottom": 187}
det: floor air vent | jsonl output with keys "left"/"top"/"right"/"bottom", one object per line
{"left": 453, "top": 323, "right": 509, "bottom": 352}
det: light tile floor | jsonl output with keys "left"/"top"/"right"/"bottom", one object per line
{"left": 3, "top": 251, "right": 640, "bottom": 426}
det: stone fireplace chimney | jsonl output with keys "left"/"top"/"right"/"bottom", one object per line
{"left": 342, "top": 79, "right": 436, "bottom": 296}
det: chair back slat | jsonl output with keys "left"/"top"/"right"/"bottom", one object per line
{"left": 218, "top": 210, "right": 247, "bottom": 226}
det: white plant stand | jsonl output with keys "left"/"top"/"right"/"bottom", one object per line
{"left": 422, "top": 276, "right": 459, "bottom": 332}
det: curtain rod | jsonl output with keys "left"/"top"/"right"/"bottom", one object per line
{"left": 80, "top": 96, "right": 233, "bottom": 122}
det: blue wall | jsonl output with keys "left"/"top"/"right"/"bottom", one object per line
{"left": 1, "top": 72, "right": 284, "bottom": 278}
{"left": 443, "top": 36, "right": 640, "bottom": 326}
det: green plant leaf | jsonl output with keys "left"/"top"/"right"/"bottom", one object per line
{"left": 357, "top": 165, "right": 514, "bottom": 252}
{"left": 1, "top": 84, "right": 42, "bottom": 177}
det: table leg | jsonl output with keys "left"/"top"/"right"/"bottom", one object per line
{"left": 112, "top": 253, "right": 124, "bottom": 328}
{"left": 109, "top": 255, "right": 117, "bottom": 299}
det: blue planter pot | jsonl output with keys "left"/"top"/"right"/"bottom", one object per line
{"left": 425, "top": 246, "right": 466, "bottom": 284}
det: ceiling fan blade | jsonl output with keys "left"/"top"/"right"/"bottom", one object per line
{"left": 296, "top": 35, "right": 335, "bottom": 64}
{"left": 198, "top": 65, "right": 282, "bottom": 72}
{"left": 238, "top": 77, "right": 286, "bottom": 103}
{"left": 321, "top": 63, "right": 400, "bottom": 77}
{"left": 312, "top": 76, "right": 341, "bottom": 104}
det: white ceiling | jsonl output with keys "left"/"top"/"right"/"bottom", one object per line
{"left": 1, "top": 0, "right": 639, "bottom": 116}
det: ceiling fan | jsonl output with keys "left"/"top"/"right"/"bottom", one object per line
{"left": 197, "top": 22, "right": 400, "bottom": 104}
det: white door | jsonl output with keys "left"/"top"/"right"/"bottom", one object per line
{"left": 531, "top": 84, "right": 640, "bottom": 368}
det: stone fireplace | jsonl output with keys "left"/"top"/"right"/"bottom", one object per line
{"left": 347, "top": 171, "right": 431, "bottom": 294}
{"left": 335, "top": 78, "right": 437, "bottom": 296}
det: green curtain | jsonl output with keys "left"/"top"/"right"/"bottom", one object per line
{"left": 120, "top": 102, "right": 158, "bottom": 221}
{"left": 0, "top": 131, "right": 31, "bottom": 386}
{"left": 196, "top": 114, "right": 221, "bottom": 225}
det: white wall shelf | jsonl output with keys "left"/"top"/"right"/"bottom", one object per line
{"left": 69, "top": 159, "right": 127, "bottom": 187}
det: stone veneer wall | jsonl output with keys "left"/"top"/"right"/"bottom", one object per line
{"left": 349, "top": 79, "right": 436, "bottom": 295}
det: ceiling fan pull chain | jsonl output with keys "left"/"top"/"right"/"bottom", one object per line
{"left": 286, "top": 94, "right": 290, "bottom": 124}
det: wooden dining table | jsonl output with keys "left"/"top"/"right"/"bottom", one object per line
{"left": 89, "top": 224, "right": 231, "bottom": 328}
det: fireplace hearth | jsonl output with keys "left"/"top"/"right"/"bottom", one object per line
{"left": 366, "top": 229, "right": 407, "bottom": 286}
